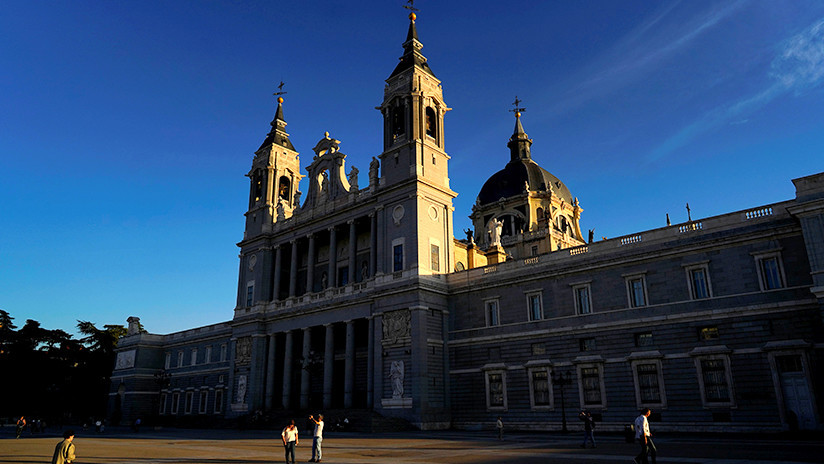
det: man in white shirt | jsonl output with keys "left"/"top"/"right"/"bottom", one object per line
{"left": 308, "top": 414, "right": 324, "bottom": 462}
{"left": 633, "top": 408, "right": 657, "bottom": 464}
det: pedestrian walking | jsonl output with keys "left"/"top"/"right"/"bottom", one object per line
{"left": 15, "top": 416, "right": 26, "bottom": 439}
{"left": 51, "top": 429, "right": 76, "bottom": 464}
{"left": 633, "top": 408, "right": 657, "bottom": 464}
{"left": 282, "top": 419, "right": 299, "bottom": 464}
{"left": 308, "top": 414, "right": 324, "bottom": 462}
{"left": 579, "top": 410, "right": 596, "bottom": 448}
{"left": 496, "top": 416, "right": 503, "bottom": 440}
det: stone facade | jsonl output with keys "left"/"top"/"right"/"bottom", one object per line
{"left": 110, "top": 15, "right": 823, "bottom": 432}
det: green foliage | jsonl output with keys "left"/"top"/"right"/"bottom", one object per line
{"left": 0, "top": 311, "right": 126, "bottom": 422}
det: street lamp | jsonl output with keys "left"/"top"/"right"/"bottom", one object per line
{"left": 552, "top": 370, "right": 571, "bottom": 433}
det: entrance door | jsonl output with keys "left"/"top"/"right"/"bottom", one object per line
{"left": 776, "top": 355, "right": 816, "bottom": 430}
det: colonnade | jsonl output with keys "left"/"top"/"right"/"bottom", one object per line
{"left": 260, "top": 318, "right": 374, "bottom": 411}
{"left": 272, "top": 213, "right": 380, "bottom": 300}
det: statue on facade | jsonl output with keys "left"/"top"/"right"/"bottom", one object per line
{"left": 276, "top": 199, "right": 286, "bottom": 221}
{"left": 390, "top": 360, "right": 404, "bottom": 399}
{"left": 348, "top": 166, "right": 359, "bottom": 191}
{"left": 463, "top": 228, "right": 474, "bottom": 244}
{"left": 237, "top": 375, "right": 247, "bottom": 404}
{"left": 321, "top": 171, "right": 329, "bottom": 198}
{"left": 293, "top": 189, "right": 302, "bottom": 208}
{"left": 588, "top": 228, "right": 595, "bottom": 244}
{"left": 489, "top": 218, "right": 504, "bottom": 247}
{"left": 361, "top": 261, "right": 368, "bottom": 281}
{"left": 321, "top": 272, "right": 328, "bottom": 289}
{"left": 369, "top": 157, "right": 379, "bottom": 186}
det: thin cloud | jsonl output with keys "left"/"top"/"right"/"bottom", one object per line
{"left": 647, "top": 17, "right": 824, "bottom": 162}
{"left": 547, "top": 0, "right": 748, "bottom": 116}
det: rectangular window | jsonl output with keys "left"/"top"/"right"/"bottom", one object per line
{"left": 171, "top": 392, "right": 180, "bottom": 414}
{"left": 165, "top": 353, "right": 171, "bottom": 369}
{"left": 191, "top": 348, "right": 197, "bottom": 366}
{"left": 338, "top": 267, "right": 349, "bottom": 286}
{"left": 246, "top": 284, "right": 254, "bottom": 307}
{"left": 486, "top": 372, "right": 506, "bottom": 409}
{"left": 159, "top": 393, "right": 167, "bottom": 415}
{"left": 485, "top": 299, "right": 500, "bottom": 327}
{"left": 700, "top": 359, "right": 731, "bottom": 402}
{"left": 177, "top": 351, "right": 183, "bottom": 368}
{"left": 430, "top": 244, "right": 440, "bottom": 272}
{"left": 393, "top": 244, "right": 404, "bottom": 272}
{"left": 581, "top": 367, "right": 603, "bottom": 406}
{"left": 529, "top": 368, "right": 551, "bottom": 408}
{"left": 530, "top": 369, "right": 551, "bottom": 407}
{"left": 205, "top": 346, "right": 212, "bottom": 364}
{"left": 531, "top": 246, "right": 538, "bottom": 256}
{"left": 690, "top": 268, "right": 710, "bottom": 299}
{"left": 627, "top": 276, "right": 647, "bottom": 307}
{"left": 185, "top": 391, "right": 194, "bottom": 414}
{"left": 574, "top": 285, "right": 592, "bottom": 315}
{"left": 760, "top": 257, "right": 783, "bottom": 290}
{"left": 527, "top": 293, "right": 543, "bottom": 321}
{"left": 699, "top": 327, "right": 719, "bottom": 340}
{"left": 579, "top": 338, "right": 596, "bottom": 352}
{"left": 220, "top": 344, "right": 227, "bottom": 362}
{"left": 199, "top": 390, "right": 208, "bottom": 414}
{"left": 531, "top": 343, "right": 546, "bottom": 355}
{"left": 635, "top": 332, "right": 653, "bottom": 347}
{"left": 214, "top": 389, "right": 224, "bottom": 414}
{"left": 775, "top": 355, "right": 803, "bottom": 373}
{"left": 637, "top": 363, "right": 661, "bottom": 403}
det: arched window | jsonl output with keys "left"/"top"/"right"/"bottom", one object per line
{"left": 251, "top": 170, "right": 263, "bottom": 207}
{"left": 536, "top": 207, "right": 544, "bottom": 220}
{"left": 425, "top": 107, "right": 437, "bottom": 139}
{"left": 278, "top": 176, "right": 291, "bottom": 201}
{"left": 391, "top": 105, "right": 405, "bottom": 140}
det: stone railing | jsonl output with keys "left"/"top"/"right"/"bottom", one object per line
{"left": 449, "top": 200, "right": 794, "bottom": 283}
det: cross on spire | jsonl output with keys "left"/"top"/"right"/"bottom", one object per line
{"left": 403, "top": 0, "right": 419, "bottom": 14}
{"left": 273, "top": 81, "right": 287, "bottom": 97}
{"left": 510, "top": 96, "right": 526, "bottom": 116}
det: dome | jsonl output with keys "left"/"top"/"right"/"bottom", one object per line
{"left": 477, "top": 158, "right": 573, "bottom": 205}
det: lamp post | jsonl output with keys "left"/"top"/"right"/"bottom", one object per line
{"left": 552, "top": 370, "right": 571, "bottom": 433}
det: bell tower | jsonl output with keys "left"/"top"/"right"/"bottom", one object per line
{"left": 244, "top": 94, "right": 303, "bottom": 239}
{"left": 377, "top": 10, "right": 451, "bottom": 190}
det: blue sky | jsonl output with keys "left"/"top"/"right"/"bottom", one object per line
{"left": 2, "top": 1, "right": 823, "bottom": 336}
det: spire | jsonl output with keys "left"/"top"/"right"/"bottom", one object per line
{"left": 389, "top": 7, "right": 436, "bottom": 79}
{"left": 507, "top": 97, "right": 532, "bottom": 161}
{"left": 259, "top": 93, "right": 295, "bottom": 152}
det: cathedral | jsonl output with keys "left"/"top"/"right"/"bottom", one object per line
{"left": 111, "top": 12, "right": 823, "bottom": 432}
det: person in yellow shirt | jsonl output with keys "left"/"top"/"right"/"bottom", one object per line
{"left": 52, "top": 430, "right": 76, "bottom": 464}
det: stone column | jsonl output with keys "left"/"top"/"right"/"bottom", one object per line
{"left": 300, "top": 327, "right": 312, "bottom": 409}
{"left": 265, "top": 333, "right": 276, "bottom": 410}
{"left": 323, "top": 324, "right": 334, "bottom": 408}
{"left": 344, "top": 320, "right": 355, "bottom": 408}
{"left": 281, "top": 331, "right": 293, "bottom": 409}
{"left": 375, "top": 207, "right": 384, "bottom": 275}
{"left": 306, "top": 234, "right": 316, "bottom": 293}
{"left": 366, "top": 317, "right": 374, "bottom": 407}
{"left": 289, "top": 240, "right": 298, "bottom": 297}
{"left": 273, "top": 246, "right": 282, "bottom": 300}
{"left": 348, "top": 220, "right": 357, "bottom": 283}
{"left": 372, "top": 314, "right": 383, "bottom": 409}
{"left": 328, "top": 226, "right": 337, "bottom": 288}
{"left": 370, "top": 212, "right": 377, "bottom": 278}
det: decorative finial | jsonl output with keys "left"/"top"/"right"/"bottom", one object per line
{"left": 403, "top": 0, "right": 419, "bottom": 20}
{"left": 510, "top": 96, "right": 526, "bottom": 118}
{"left": 273, "top": 81, "right": 287, "bottom": 103}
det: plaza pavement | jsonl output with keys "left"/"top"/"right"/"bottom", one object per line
{"left": 1, "top": 426, "right": 822, "bottom": 464}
